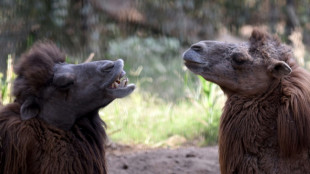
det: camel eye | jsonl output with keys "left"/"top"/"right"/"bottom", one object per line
{"left": 57, "top": 81, "right": 74, "bottom": 90}
{"left": 53, "top": 73, "right": 75, "bottom": 90}
{"left": 232, "top": 53, "right": 247, "bottom": 65}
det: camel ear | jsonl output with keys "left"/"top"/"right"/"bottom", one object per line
{"left": 269, "top": 61, "right": 292, "bottom": 78}
{"left": 20, "top": 97, "right": 39, "bottom": 120}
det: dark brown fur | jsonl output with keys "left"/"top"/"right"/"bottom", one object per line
{"left": 13, "top": 42, "right": 65, "bottom": 103}
{"left": 0, "top": 43, "right": 107, "bottom": 174}
{"left": 183, "top": 30, "right": 310, "bottom": 174}
{"left": 220, "top": 32, "right": 310, "bottom": 173}
{"left": 219, "top": 67, "right": 310, "bottom": 173}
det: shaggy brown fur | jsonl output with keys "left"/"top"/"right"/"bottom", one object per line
{"left": 183, "top": 30, "right": 310, "bottom": 174}
{"left": 0, "top": 103, "right": 106, "bottom": 174}
{"left": 220, "top": 32, "right": 310, "bottom": 174}
{"left": 13, "top": 42, "right": 65, "bottom": 103}
{"left": 0, "top": 43, "right": 108, "bottom": 174}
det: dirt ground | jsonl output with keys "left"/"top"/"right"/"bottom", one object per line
{"left": 106, "top": 144, "right": 220, "bottom": 174}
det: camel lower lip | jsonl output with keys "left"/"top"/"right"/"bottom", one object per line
{"left": 184, "top": 61, "right": 208, "bottom": 69}
{"left": 184, "top": 60, "right": 205, "bottom": 65}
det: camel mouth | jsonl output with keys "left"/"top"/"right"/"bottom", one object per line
{"left": 183, "top": 49, "right": 206, "bottom": 67}
{"left": 184, "top": 60, "right": 204, "bottom": 65}
{"left": 109, "top": 70, "right": 130, "bottom": 89}
{"left": 184, "top": 60, "right": 208, "bottom": 69}
{"left": 106, "top": 69, "right": 135, "bottom": 98}
{"left": 101, "top": 59, "right": 135, "bottom": 98}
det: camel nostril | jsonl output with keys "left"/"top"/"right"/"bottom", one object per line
{"left": 191, "top": 44, "right": 203, "bottom": 52}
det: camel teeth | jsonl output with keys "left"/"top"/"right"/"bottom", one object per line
{"left": 110, "top": 76, "right": 128, "bottom": 89}
{"left": 120, "top": 80, "right": 126, "bottom": 87}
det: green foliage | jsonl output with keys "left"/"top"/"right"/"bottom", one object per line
{"left": 101, "top": 61, "right": 223, "bottom": 146}
{"left": 102, "top": 85, "right": 222, "bottom": 146}
{"left": 197, "top": 76, "right": 224, "bottom": 144}
{"left": 108, "top": 36, "right": 185, "bottom": 100}
{"left": 0, "top": 55, "right": 15, "bottom": 104}
{"left": 26, "top": 35, "right": 34, "bottom": 49}
{"left": 199, "top": 76, "right": 219, "bottom": 110}
{"left": 0, "top": 73, "right": 6, "bottom": 104}
{"left": 106, "top": 36, "right": 223, "bottom": 146}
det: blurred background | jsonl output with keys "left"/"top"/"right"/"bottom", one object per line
{"left": 1, "top": 0, "right": 310, "bottom": 147}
